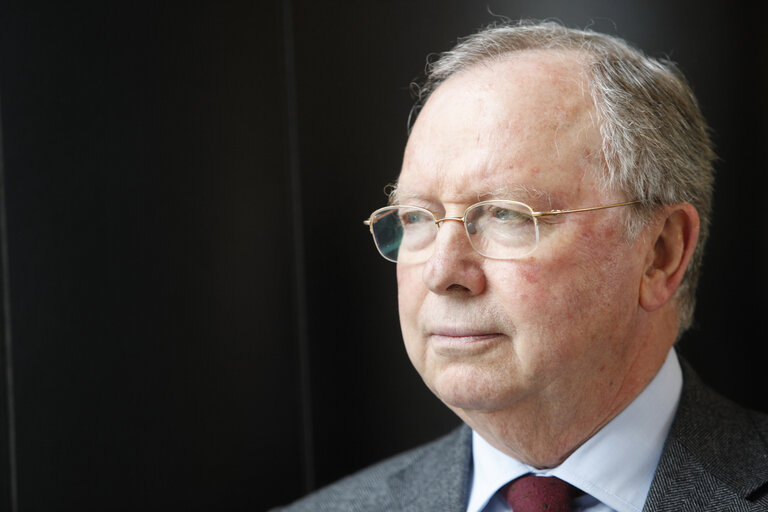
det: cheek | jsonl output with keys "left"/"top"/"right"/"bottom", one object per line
{"left": 528, "top": 236, "right": 642, "bottom": 335}
{"left": 492, "top": 252, "right": 616, "bottom": 335}
{"left": 492, "top": 262, "right": 553, "bottom": 313}
{"left": 396, "top": 264, "right": 419, "bottom": 296}
{"left": 519, "top": 263, "right": 542, "bottom": 284}
{"left": 396, "top": 264, "right": 424, "bottom": 329}
{"left": 396, "top": 265, "right": 430, "bottom": 371}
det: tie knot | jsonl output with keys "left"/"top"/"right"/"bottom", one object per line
{"left": 504, "top": 475, "right": 577, "bottom": 512}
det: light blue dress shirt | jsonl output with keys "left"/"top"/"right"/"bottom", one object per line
{"left": 467, "top": 349, "right": 683, "bottom": 512}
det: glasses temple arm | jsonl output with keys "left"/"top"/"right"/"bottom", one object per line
{"left": 533, "top": 200, "right": 641, "bottom": 217}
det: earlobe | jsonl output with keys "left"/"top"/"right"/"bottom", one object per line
{"left": 639, "top": 204, "right": 700, "bottom": 312}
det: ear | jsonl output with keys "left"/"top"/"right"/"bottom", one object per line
{"left": 639, "top": 203, "right": 700, "bottom": 312}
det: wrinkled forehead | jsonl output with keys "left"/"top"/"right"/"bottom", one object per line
{"left": 397, "top": 50, "right": 605, "bottom": 205}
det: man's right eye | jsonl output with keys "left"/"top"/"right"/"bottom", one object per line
{"left": 401, "top": 211, "right": 430, "bottom": 224}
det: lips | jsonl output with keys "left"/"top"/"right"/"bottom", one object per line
{"left": 429, "top": 326, "right": 501, "bottom": 337}
{"left": 428, "top": 327, "right": 504, "bottom": 345}
{"left": 426, "top": 329, "right": 504, "bottom": 356}
{"left": 431, "top": 332, "right": 501, "bottom": 341}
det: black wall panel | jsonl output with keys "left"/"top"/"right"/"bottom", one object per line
{"left": 0, "top": 3, "right": 303, "bottom": 510}
{"left": 0, "top": 1, "right": 765, "bottom": 511}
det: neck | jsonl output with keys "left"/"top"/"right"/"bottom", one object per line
{"left": 454, "top": 338, "right": 673, "bottom": 468}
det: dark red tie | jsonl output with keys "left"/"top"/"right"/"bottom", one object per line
{"left": 504, "top": 475, "right": 577, "bottom": 512}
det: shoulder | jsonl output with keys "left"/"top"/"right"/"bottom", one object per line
{"left": 672, "top": 359, "right": 768, "bottom": 458}
{"left": 645, "top": 360, "right": 768, "bottom": 511}
{"left": 272, "top": 425, "right": 471, "bottom": 512}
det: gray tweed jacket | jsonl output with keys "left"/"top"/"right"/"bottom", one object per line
{"left": 275, "top": 362, "right": 768, "bottom": 511}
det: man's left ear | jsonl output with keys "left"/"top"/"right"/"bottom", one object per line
{"left": 639, "top": 203, "right": 700, "bottom": 312}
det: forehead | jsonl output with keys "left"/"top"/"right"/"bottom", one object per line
{"left": 398, "top": 50, "right": 605, "bottom": 206}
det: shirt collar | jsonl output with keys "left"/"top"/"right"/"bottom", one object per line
{"left": 467, "top": 349, "right": 682, "bottom": 512}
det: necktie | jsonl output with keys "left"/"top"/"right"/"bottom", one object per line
{"left": 504, "top": 475, "right": 577, "bottom": 512}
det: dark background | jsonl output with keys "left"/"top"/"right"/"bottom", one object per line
{"left": 0, "top": 1, "right": 765, "bottom": 511}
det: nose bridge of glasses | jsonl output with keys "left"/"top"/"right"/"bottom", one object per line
{"left": 432, "top": 215, "right": 482, "bottom": 256}
{"left": 434, "top": 216, "right": 465, "bottom": 226}
{"left": 435, "top": 216, "right": 474, "bottom": 236}
{"left": 434, "top": 216, "right": 481, "bottom": 238}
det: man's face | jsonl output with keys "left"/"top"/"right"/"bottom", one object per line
{"left": 396, "top": 51, "right": 652, "bottom": 422}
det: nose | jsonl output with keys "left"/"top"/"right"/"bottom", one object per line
{"left": 422, "top": 218, "right": 486, "bottom": 295}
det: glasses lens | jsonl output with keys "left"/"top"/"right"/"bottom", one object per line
{"left": 369, "top": 206, "right": 436, "bottom": 263}
{"left": 465, "top": 201, "right": 538, "bottom": 259}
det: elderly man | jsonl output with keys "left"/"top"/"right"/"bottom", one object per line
{"left": 277, "top": 20, "right": 768, "bottom": 511}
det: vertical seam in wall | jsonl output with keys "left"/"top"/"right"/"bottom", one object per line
{"left": 281, "top": 0, "right": 315, "bottom": 493}
{"left": 0, "top": 94, "right": 19, "bottom": 512}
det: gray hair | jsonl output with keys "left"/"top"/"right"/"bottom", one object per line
{"left": 407, "top": 20, "right": 715, "bottom": 335}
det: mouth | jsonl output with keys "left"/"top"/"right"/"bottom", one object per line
{"left": 428, "top": 328, "right": 505, "bottom": 353}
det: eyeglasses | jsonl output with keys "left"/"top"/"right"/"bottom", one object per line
{"left": 364, "top": 199, "right": 641, "bottom": 263}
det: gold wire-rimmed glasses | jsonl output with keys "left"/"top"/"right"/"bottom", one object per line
{"left": 363, "top": 199, "right": 641, "bottom": 263}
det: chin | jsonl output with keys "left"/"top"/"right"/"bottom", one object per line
{"left": 428, "top": 365, "right": 522, "bottom": 412}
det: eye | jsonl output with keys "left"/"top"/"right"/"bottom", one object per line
{"left": 400, "top": 209, "right": 432, "bottom": 225}
{"left": 489, "top": 206, "right": 530, "bottom": 223}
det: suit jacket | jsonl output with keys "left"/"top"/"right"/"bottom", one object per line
{"left": 275, "top": 362, "right": 768, "bottom": 511}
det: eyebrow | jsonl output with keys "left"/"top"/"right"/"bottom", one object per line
{"left": 388, "top": 183, "right": 554, "bottom": 208}
{"left": 478, "top": 185, "right": 553, "bottom": 206}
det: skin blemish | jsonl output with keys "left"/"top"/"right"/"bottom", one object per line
{"left": 521, "top": 265, "right": 541, "bottom": 284}
{"left": 552, "top": 106, "right": 569, "bottom": 126}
